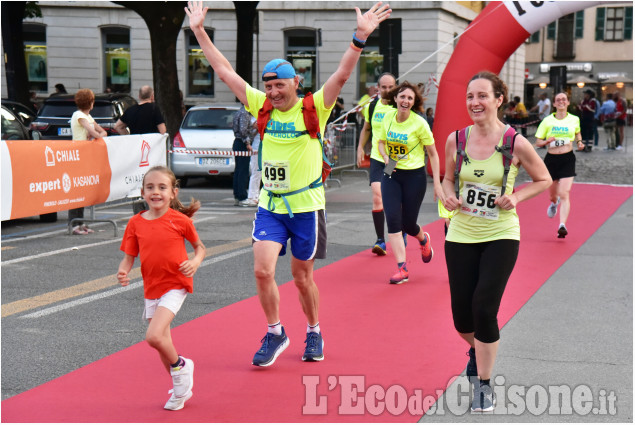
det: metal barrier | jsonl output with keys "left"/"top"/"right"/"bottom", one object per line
{"left": 68, "top": 196, "right": 145, "bottom": 237}
{"left": 324, "top": 122, "right": 367, "bottom": 184}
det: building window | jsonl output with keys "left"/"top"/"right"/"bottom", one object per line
{"left": 186, "top": 29, "right": 214, "bottom": 97}
{"left": 575, "top": 11, "right": 584, "bottom": 39}
{"left": 285, "top": 29, "right": 317, "bottom": 94}
{"left": 527, "top": 30, "right": 540, "bottom": 44}
{"left": 597, "top": 6, "right": 632, "bottom": 41}
{"left": 547, "top": 22, "right": 556, "bottom": 40}
{"left": 554, "top": 13, "right": 575, "bottom": 60}
{"left": 358, "top": 31, "right": 382, "bottom": 98}
{"left": 606, "top": 7, "right": 625, "bottom": 40}
{"left": 102, "top": 27, "right": 131, "bottom": 93}
{"left": 23, "top": 24, "right": 47, "bottom": 93}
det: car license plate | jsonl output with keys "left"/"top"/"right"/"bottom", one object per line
{"left": 58, "top": 128, "right": 72, "bottom": 136}
{"left": 198, "top": 157, "right": 229, "bottom": 166}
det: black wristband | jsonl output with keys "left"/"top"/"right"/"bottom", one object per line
{"left": 351, "top": 38, "right": 366, "bottom": 49}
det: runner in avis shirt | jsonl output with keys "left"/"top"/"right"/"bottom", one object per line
{"left": 186, "top": 0, "right": 391, "bottom": 367}
{"left": 535, "top": 92, "right": 584, "bottom": 239}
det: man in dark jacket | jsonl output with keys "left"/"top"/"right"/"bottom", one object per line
{"left": 114, "top": 85, "right": 166, "bottom": 135}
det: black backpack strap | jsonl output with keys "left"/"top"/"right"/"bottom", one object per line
{"left": 454, "top": 126, "right": 469, "bottom": 199}
{"left": 495, "top": 124, "right": 517, "bottom": 197}
{"left": 367, "top": 97, "right": 379, "bottom": 141}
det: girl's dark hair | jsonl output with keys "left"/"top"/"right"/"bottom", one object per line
{"left": 469, "top": 71, "right": 509, "bottom": 106}
{"left": 386, "top": 81, "right": 424, "bottom": 114}
{"left": 141, "top": 166, "right": 201, "bottom": 217}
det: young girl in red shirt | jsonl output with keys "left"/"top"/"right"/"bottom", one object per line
{"left": 117, "top": 166, "right": 206, "bottom": 411}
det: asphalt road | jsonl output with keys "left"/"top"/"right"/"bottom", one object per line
{"left": 1, "top": 128, "right": 632, "bottom": 412}
{"left": 1, "top": 172, "right": 416, "bottom": 401}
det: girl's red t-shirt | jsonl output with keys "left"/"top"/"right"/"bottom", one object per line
{"left": 120, "top": 208, "right": 200, "bottom": 299}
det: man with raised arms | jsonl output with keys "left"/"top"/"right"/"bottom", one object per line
{"left": 185, "top": 0, "right": 391, "bottom": 367}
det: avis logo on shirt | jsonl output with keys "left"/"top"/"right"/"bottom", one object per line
{"left": 474, "top": 170, "right": 485, "bottom": 177}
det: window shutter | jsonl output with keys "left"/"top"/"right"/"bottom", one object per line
{"left": 547, "top": 22, "right": 556, "bottom": 40}
{"left": 625, "top": 6, "right": 633, "bottom": 40}
{"left": 575, "top": 11, "right": 584, "bottom": 38}
{"left": 596, "top": 7, "right": 605, "bottom": 41}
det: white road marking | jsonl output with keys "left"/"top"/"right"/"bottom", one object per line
{"left": 20, "top": 247, "right": 253, "bottom": 319}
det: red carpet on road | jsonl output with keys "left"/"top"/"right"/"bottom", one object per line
{"left": 2, "top": 184, "right": 631, "bottom": 423}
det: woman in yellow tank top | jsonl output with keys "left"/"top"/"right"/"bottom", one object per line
{"left": 441, "top": 71, "right": 551, "bottom": 412}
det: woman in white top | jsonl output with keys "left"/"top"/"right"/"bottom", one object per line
{"left": 69, "top": 89, "right": 107, "bottom": 235}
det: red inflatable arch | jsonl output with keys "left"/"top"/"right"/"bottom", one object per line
{"left": 433, "top": 1, "right": 606, "bottom": 175}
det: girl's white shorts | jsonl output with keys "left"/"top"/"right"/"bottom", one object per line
{"left": 143, "top": 288, "right": 188, "bottom": 321}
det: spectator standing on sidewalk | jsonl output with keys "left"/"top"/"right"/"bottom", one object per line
{"left": 232, "top": 105, "right": 256, "bottom": 206}
{"left": 50, "top": 83, "right": 67, "bottom": 97}
{"left": 69, "top": 88, "right": 107, "bottom": 235}
{"left": 513, "top": 96, "right": 528, "bottom": 137}
{"left": 114, "top": 85, "right": 166, "bottom": 135}
{"left": 614, "top": 91, "right": 627, "bottom": 150}
{"left": 357, "top": 86, "right": 378, "bottom": 120}
{"left": 599, "top": 93, "right": 617, "bottom": 150}
{"left": 530, "top": 92, "right": 552, "bottom": 122}
{"left": 247, "top": 116, "right": 261, "bottom": 206}
{"left": 579, "top": 89, "right": 597, "bottom": 152}
{"left": 592, "top": 92, "right": 602, "bottom": 149}
{"left": 425, "top": 107, "right": 434, "bottom": 129}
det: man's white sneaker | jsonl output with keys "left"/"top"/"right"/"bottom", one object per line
{"left": 171, "top": 357, "right": 194, "bottom": 398}
{"left": 164, "top": 389, "right": 193, "bottom": 411}
{"left": 547, "top": 197, "right": 560, "bottom": 218}
{"left": 616, "top": 145, "right": 624, "bottom": 151}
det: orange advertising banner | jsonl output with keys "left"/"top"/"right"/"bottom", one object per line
{"left": 3, "top": 139, "right": 111, "bottom": 220}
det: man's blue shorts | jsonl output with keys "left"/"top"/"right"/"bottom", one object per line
{"left": 252, "top": 207, "right": 327, "bottom": 260}
{"left": 369, "top": 158, "right": 385, "bottom": 184}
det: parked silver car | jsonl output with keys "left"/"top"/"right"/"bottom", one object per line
{"left": 170, "top": 104, "right": 241, "bottom": 187}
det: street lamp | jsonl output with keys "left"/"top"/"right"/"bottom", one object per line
{"left": 616, "top": 82, "right": 624, "bottom": 89}
{"left": 539, "top": 82, "right": 547, "bottom": 89}
{"left": 577, "top": 81, "right": 585, "bottom": 88}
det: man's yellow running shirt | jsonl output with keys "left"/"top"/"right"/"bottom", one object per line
{"left": 245, "top": 84, "right": 333, "bottom": 214}
{"left": 363, "top": 100, "right": 396, "bottom": 162}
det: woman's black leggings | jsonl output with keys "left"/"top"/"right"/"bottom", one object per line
{"left": 380, "top": 166, "right": 427, "bottom": 236}
{"left": 444, "top": 239, "right": 519, "bottom": 343}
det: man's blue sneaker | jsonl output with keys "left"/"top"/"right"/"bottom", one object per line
{"left": 302, "top": 332, "right": 324, "bottom": 362}
{"left": 372, "top": 239, "right": 387, "bottom": 256}
{"left": 252, "top": 327, "right": 289, "bottom": 367}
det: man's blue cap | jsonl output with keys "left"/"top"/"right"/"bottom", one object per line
{"left": 262, "top": 59, "right": 296, "bottom": 81}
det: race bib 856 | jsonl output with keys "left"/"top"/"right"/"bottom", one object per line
{"left": 460, "top": 182, "right": 500, "bottom": 220}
